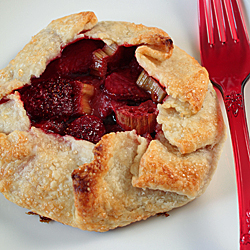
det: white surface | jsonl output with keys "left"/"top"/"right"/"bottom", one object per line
{"left": 0, "top": 0, "right": 249, "bottom": 249}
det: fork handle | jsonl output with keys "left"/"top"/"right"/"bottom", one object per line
{"left": 224, "top": 88, "right": 250, "bottom": 248}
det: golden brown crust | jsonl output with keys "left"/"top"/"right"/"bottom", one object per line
{"left": 157, "top": 82, "right": 225, "bottom": 154}
{"left": 131, "top": 137, "right": 225, "bottom": 198}
{"left": 84, "top": 21, "right": 172, "bottom": 46}
{"left": 83, "top": 20, "right": 209, "bottom": 116}
{"left": 84, "top": 21, "right": 174, "bottom": 61}
{"left": 72, "top": 131, "right": 191, "bottom": 232}
{"left": 48, "top": 11, "right": 98, "bottom": 45}
{"left": 0, "top": 11, "right": 226, "bottom": 232}
{"left": 0, "top": 127, "right": 94, "bottom": 227}
{"left": 136, "top": 46, "right": 209, "bottom": 116}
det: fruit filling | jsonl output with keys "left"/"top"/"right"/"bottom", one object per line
{"left": 15, "top": 38, "right": 167, "bottom": 143}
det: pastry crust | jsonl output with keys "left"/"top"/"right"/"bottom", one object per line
{"left": 84, "top": 21, "right": 173, "bottom": 60}
{"left": 131, "top": 135, "right": 225, "bottom": 198}
{"left": 0, "top": 92, "right": 30, "bottom": 134}
{"left": 0, "top": 11, "right": 226, "bottom": 231}
{"left": 72, "top": 131, "right": 191, "bottom": 231}
{"left": 157, "top": 82, "right": 225, "bottom": 154}
{"left": 0, "top": 127, "right": 94, "bottom": 226}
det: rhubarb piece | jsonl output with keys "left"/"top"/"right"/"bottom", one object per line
{"left": 136, "top": 70, "right": 167, "bottom": 102}
{"left": 75, "top": 75, "right": 104, "bottom": 89}
{"left": 90, "top": 48, "right": 109, "bottom": 77}
{"left": 19, "top": 78, "right": 74, "bottom": 121}
{"left": 65, "top": 115, "right": 106, "bottom": 143}
{"left": 57, "top": 39, "right": 104, "bottom": 75}
{"left": 103, "top": 43, "right": 119, "bottom": 56}
{"left": 72, "top": 81, "right": 95, "bottom": 116}
{"left": 115, "top": 100, "right": 157, "bottom": 135}
{"left": 104, "top": 72, "right": 150, "bottom": 101}
{"left": 18, "top": 41, "right": 160, "bottom": 142}
{"left": 90, "top": 43, "right": 119, "bottom": 77}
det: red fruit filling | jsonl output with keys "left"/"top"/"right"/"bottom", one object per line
{"left": 65, "top": 115, "right": 106, "bottom": 144}
{"left": 19, "top": 78, "right": 74, "bottom": 121}
{"left": 104, "top": 71, "right": 150, "bottom": 101}
{"left": 35, "top": 119, "right": 66, "bottom": 135}
{"left": 57, "top": 39, "right": 104, "bottom": 76}
{"left": 14, "top": 38, "right": 167, "bottom": 143}
{"left": 115, "top": 100, "right": 158, "bottom": 135}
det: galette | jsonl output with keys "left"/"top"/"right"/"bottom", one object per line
{"left": 0, "top": 11, "right": 226, "bottom": 232}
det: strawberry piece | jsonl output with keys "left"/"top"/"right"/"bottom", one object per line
{"left": 18, "top": 40, "right": 161, "bottom": 143}
{"left": 91, "top": 93, "right": 113, "bottom": 119}
{"left": 91, "top": 91, "right": 126, "bottom": 119}
{"left": 129, "top": 57, "right": 143, "bottom": 79}
{"left": 39, "top": 58, "right": 60, "bottom": 80}
{"left": 104, "top": 72, "right": 150, "bottom": 102}
{"left": 65, "top": 115, "right": 106, "bottom": 143}
{"left": 115, "top": 100, "right": 157, "bottom": 135}
{"left": 20, "top": 78, "right": 74, "bottom": 121}
{"left": 35, "top": 119, "right": 66, "bottom": 135}
{"left": 105, "top": 123, "right": 124, "bottom": 134}
{"left": 57, "top": 39, "right": 104, "bottom": 75}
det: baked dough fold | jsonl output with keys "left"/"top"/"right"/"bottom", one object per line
{"left": 131, "top": 136, "right": 225, "bottom": 198}
{"left": 157, "top": 82, "right": 225, "bottom": 154}
{"left": 72, "top": 131, "right": 191, "bottom": 232}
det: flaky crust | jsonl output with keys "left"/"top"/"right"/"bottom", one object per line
{"left": 157, "top": 82, "right": 225, "bottom": 154}
{"left": 0, "top": 127, "right": 95, "bottom": 227}
{"left": 84, "top": 21, "right": 173, "bottom": 60}
{"left": 131, "top": 136, "right": 225, "bottom": 198}
{"left": 71, "top": 131, "right": 191, "bottom": 231}
{"left": 0, "top": 11, "right": 226, "bottom": 231}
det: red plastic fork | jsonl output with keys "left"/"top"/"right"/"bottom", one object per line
{"left": 199, "top": 0, "right": 250, "bottom": 248}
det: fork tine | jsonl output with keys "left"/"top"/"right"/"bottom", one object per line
{"left": 199, "top": 0, "right": 215, "bottom": 45}
{"left": 199, "top": 0, "right": 213, "bottom": 45}
{"left": 223, "top": 0, "right": 238, "bottom": 41}
{"left": 223, "top": 0, "right": 250, "bottom": 42}
{"left": 211, "top": 0, "right": 227, "bottom": 43}
{"left": 201, "top": 0, "right": 250, "bottom": 44}
{"left": 229, "top": 0, "right": 250, "bottom": 42}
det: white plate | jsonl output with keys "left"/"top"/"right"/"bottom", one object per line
{"left": 0, "top": 1, "right": 249, "bottom": 249}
